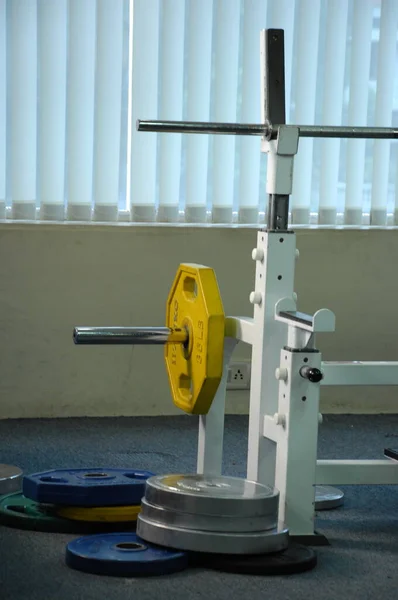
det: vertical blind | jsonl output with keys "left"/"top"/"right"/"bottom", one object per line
{"left": 1, "top": 0, "right": 398, "bottom": 227}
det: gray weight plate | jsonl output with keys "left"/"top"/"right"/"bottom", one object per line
{"left": 145, "top": 474, "right": 278, "bottom": 518}
{"left": 137, "top": 514, "right": 289, "bottom": 555}
{"left": 0, "top": 465, "right": 23, "bottom": 495}
{"left": 140, "top": 497, "right": 278, "bottom": 533}
{"left": 315, "top": 485, "right": 344, "bottom": 510}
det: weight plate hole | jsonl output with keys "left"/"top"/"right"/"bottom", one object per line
{"left": 84, "top": 473, "right": 109, "bottom": 478}
{"left": 115, "top": 542, "right": 146, "bottom": 552}
{"left": 40, "top": 476, "right": 68, "bottom": 483}
{"left": 7, "top": 505, "right": 26, "bottom": 514}
{"left": 183, "top": 276, "right": 198, "bottom": 300}
{"left": 178, "top": 374, "right": 193, "bottom": 400}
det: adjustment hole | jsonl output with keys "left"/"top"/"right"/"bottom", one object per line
{"left": 279, "top": 238, "right": 284, "bottom": 243}
{"left": 283, "top": 394, "right": 285, "bottom": 399}
{"left": 277, "top": 275, "right": 282, "bottom": 280}
{"left": 303, "top": 358, "right": 308, "bottom": 363}
{"left": 302, "top": 396, "right": 307, "bottom": 402}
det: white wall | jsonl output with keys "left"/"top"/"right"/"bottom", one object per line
{"left": 0, "top": 223, "right": 397, "bottom": 419}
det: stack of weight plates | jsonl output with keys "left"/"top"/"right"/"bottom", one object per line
{"left": 0, "top": 467, "right": 154, "bottom": 534}
{"left": 137, "top": 474, "right": 289, "bottom": 556}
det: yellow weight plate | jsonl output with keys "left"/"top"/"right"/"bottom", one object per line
{"left": 56, "top": 505, "right": 141, "bottom": 523}
{"left": 165, "top": 263, "right": 225, "bottom": 415}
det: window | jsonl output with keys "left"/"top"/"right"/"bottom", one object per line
{"left": 2, "top": 0, "right": 397, "bottom": 227}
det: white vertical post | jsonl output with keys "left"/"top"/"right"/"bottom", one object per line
{"left": 211, "top": 0, "right": 240, "bottom": 224}
{"left": 184, "top": 0, "right": 213, "bottom": 224}
{"left": 272, "top": 348, "right": 321, "bottom": 536}
{"left": 237, "top": 0, "right": 267, "bottom": 225}
{"left": 247, "top": 232, "right": 295, "bottom": 487}
{"left": 197, "top": 338, "right": 238, "bottom": 476}
{"left": 93, "top": 0, "right": 124, "bottom": 222}
{"left": 10, "top": 0, "right": 37, "bottom": 220}
{"left": 66, "top": 0, "right": 96, "bottom": 221}
{"left": 345, "top": 0, "right": 373, "bottom": 226}
{"left": 318, "top": 0, "right": 348, "bottom": 225}
{"left": 157, "top": 0, "right": 185, "bottom": 223}
{"left": 0, "top": 0, "right": 6, "bottom": 218}
{"left": 38, "top": 0, "right": 67, "bottom": 221}
{"left": 129, "top": 0, "right": 160, "bottom": 222}
{"left": 290, "top": 0, "right": 321, "bottom": 225}
{"left": 370, "top": 0, "right": 398, "bottom": 226}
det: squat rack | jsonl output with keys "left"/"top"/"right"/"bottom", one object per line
{"left": 76, "top": 29, "right": 398, "bottom": 540}
{"left": 137, "top": 29, "right": 398, "bottom": 539}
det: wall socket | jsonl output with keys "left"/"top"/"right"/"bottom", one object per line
{"left": 227, "top": 361, "right": 251, "bottom": 390}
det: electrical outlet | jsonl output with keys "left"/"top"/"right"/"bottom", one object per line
{"left": 227, "top": 361, "right": 251, "bottom": 390}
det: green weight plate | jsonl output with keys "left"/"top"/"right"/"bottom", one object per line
{"left": 0, "top": 492, "right": 137, "bottom": 534}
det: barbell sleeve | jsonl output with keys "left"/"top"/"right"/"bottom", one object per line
{"left": 296, "top": 125, "right": 398, "bottom": 140}
{"left": 73, "top": 327, "right": 188, "bottom": 345}
{"left": 137, "top": 119, "right": 267, "bottom": 137}
{"left": 137, "top": 119, "right": 398, "bottom": 140}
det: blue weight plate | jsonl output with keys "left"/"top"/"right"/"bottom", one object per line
{"left": 22, "top": 468, "right": 154, "bottom": 507}
{"left": 65, "top": 532, "right": 189, "bottom": 577}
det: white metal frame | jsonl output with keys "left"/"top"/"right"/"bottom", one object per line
{"left": 196, "top": 29, "right": 398, "bottom": 538}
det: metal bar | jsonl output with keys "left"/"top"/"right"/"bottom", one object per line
{"left": 137, "top": 119, "right": 398, "bottom": 140}
{"left": 300, "top": 125, "right": 398, "bottom": 139}
{"left": 137, "top": 119, "right": 267, "bottom": 136}
{"left": 316, "top": 459, "right": 398, "bottom": 485}
{"left": 261, "top": 29, "right": 289, "bottom": 231}
{"left": 262, "top": 29, "right": 286, "bottom": 127}
{"left": 73, "top": 326, "right": 188, "bottom": 345}
{"left": 321, "top": 361, "right": 398, "bottom": 386}
{"left": 267, "top": 194, "right": 289, "bottom": 232}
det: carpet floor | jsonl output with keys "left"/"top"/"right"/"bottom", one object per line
{"left": 1, "top": 414, "right": 398, "bottom": 600}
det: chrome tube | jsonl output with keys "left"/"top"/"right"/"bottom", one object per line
{"left": 137, "top": 119, "right": 398, "bottom": 140}
{"left": 73, "top": 327, "right": 188, "bottom": 345}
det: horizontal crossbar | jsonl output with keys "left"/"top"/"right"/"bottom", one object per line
{"left": 137, "top": 119, "right": 398, "bottom": 140}
{"left": 316, "top": 460, "right": 398, "bottom": 485}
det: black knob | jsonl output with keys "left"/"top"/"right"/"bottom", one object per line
{"left": 299, "top": 366, "right": 323, "bottom": 383}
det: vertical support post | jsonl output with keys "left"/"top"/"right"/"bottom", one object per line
{"left": 247, "top": 231, "right": 296, "bottom": 486}
{"left": 272, "top": 347, "right": 322, "bottom": 536}
{"left": 197, "top": 338, "right": 238, "bottom": 476}
{"left": 260, "top": 29, "right": 289, "bottom": 231}
{"left": 248, "top": 30, "right": 298, "bottom": 489}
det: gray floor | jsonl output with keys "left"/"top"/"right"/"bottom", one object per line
{"left": 1, "top": 414, "right": 398, "bottom": 599}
